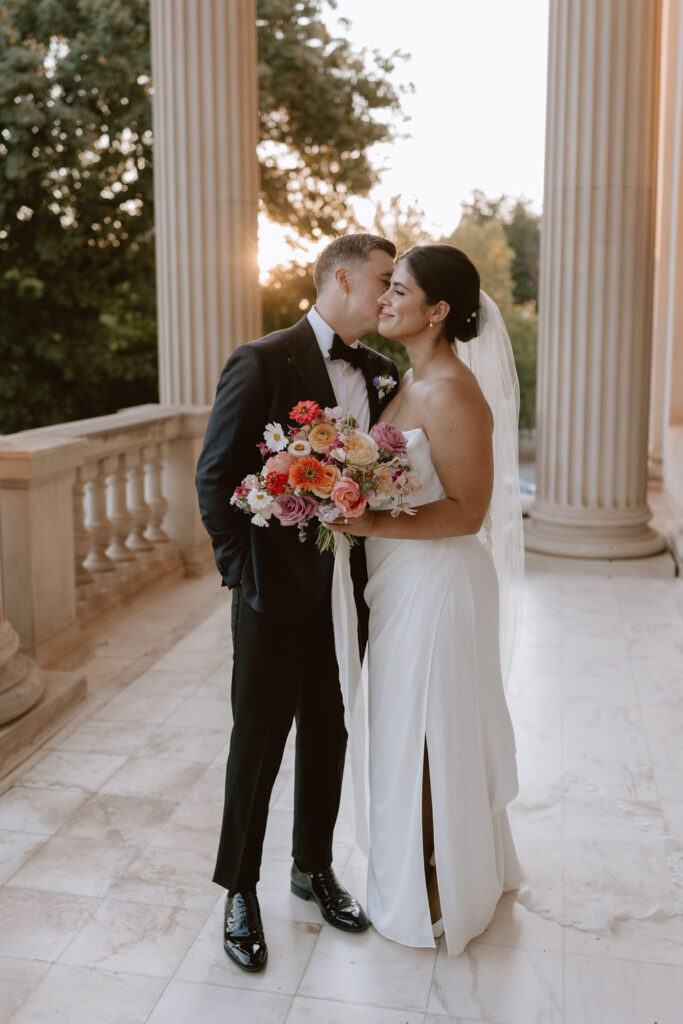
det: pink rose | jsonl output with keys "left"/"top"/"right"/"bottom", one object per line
{"left": 371, "top": 422, "right": 408, "bottom": 454}
{"left": 264, "top": 452, "right": 295, "bottom": 476}
{"left": 331, "top": 478, "right": 367, "bottom": 519}
{"left": 272, "top": 493, "right": 318, "bottom": 526}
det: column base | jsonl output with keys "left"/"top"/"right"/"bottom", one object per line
{"left": 524, "top": 515, "right": 668, "bottom": 559}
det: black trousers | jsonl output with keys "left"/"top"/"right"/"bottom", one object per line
{"left": 213, "top": 589, "right": 348, "bottom": 892}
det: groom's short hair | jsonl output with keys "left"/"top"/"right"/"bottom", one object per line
{"left": 314, "top": 233, "right": 397, "bottom": 294}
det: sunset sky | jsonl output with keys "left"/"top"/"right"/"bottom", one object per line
{"left": 258, "top": 0, "right": 550, "bottom": 272}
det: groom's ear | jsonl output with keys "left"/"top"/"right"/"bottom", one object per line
{"left": 334, "top": 266, "right": 351, "bottom": 294}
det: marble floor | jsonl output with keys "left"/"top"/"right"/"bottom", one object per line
{"left": 1, "top": 567, "right": 682, "bottom": 1024}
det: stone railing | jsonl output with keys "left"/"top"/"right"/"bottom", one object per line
{"left": 0, "top": 404, "right": 213, "bottom": 667}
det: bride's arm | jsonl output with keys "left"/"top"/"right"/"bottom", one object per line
{"left": 331, "top": 378, "right": 494, "bottom": 540}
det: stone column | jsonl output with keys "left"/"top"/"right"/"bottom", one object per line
{"left": 649, "top": 0, "right": 683, "bottom": 485}
{"left": 150, "top": 0, "right": 262, "bottom": 406}
{"left": 526, "top": 0, "right": 667, "bottom": 558}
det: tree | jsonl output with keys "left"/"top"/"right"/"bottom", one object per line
{"left": 0, "top": 0, "right": 408, "bottom": 432}
{"left": 372, "top": 194, "right": 430, "bottom": 254}
{"left": 258, "top": 0, "right": 408, "bottom": 241}
{"left": 443, "top": 206, "right": 538, "bottom": 430}
{"left": 504, "top": 199, "right": 540, "bottom": 307}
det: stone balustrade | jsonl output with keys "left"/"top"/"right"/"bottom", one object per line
{"left": 0, "top": 404, "right": 212, "bottom": 667}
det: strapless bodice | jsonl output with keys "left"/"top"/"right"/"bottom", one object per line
{"left": 402, "top": 427, "right": 444, "bottom": 508}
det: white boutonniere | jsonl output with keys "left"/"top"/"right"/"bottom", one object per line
{"left": 373, "top": 374, "right": 397, "bottom": 401}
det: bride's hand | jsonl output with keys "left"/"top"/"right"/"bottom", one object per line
{"left": 327, "top": 511, "right": 377, "bottom": 537}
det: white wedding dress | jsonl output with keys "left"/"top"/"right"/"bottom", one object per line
{"left": 363, "top": 427, "right": 520, "bottom": 956}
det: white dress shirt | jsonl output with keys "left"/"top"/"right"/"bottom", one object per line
{"left": 307, "top": 306, "right": 370, "bottom": 433}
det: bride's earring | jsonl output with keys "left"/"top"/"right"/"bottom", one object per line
{"left": 429, "top": 321, "right": 435, "bottom": 328}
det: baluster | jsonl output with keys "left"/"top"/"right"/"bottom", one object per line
{"left": 83, "top": 458, "right": 118, "bottom": 581}
{"left": 144, "top": 442, "right": 172, "bottom": 552}
{"left": 106, "top": 452, "right": 137, "bottom": 573}
{"left": 126, "top": 451, "right": 155, "bottom": 559}
{"left": 73, "top": 467, "right": 97, "bottom": 601}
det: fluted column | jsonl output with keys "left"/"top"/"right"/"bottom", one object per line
{"left": 150, "top": 0, "right": 261, "bottom": 405}
{"left": 649, "top": 0, "right": 683, "bottom": 485}
{"left": 526, "top": 0, "right": 667, "bottom": 558}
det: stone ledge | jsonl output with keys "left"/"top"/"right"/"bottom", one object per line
{"left": 0, "top": 670, "right": 87, "bottom": 786}
{"left": 524, "top": 549, "right": 677, "bottom": 577}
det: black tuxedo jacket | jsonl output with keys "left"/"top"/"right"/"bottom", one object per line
{"left": 195, "top": 315, "right": 399, "bottom": 623}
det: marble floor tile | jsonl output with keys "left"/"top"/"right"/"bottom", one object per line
{"left": 164, "top": 696, "right": 232, "bottom": 731}
{"left": 151, "top": 648, "right": 228, "bottom": 675}
{"left": 299, "top": 925, "right": 436, "bottom": 1012}
{"left": 0, "top": 888, "right": 98, "bottom": 960}
{"left": 564, "top": 953, "right": 683, "bottom": 1024}
{"left": 0, "top": 831, "right": 47, "bottom": 884}
{"left": 561, "top": 757, "right": 658, "bottom": 801}
{"left": 428, "top": 942, "right": 563, "bottom": 1024}
{"left": 562, "top": 893, "right": 683, "bottom": 966}
{"left": 661, "top": 800, "right": 683, "bottom": 843}
{"left": 57, "top": 792, "right": 176, "bottom": 845}
{"left": 0, "top": 956, "right": 50, "bottom": 1024}
{"left": 6, "top": 834, "right": 141, "bottom": 898}
{"left": 562, "top": 695, "right": 642, "bottom": 732}
{"left": 563, "top": 725, "right": 651, "bottom": 764}
{"left": 9, "top": 963, "right": 166, "bottom": 1024}
{"left": 107, "top": 844, "right": 219, "bottom": 912}
{"left": 176, "top": 908, "right": 320, "bottom": 995}
{"left": 562, "top": 838, "right": 675, "bottom": 901}
{"left": 146, "top": 980, "right": 292, "bottom": 1024}
{"left": 182, "top": 765, "right": 228, "bottom": 805}
{"left": 135, "top": 724, "right": 227, "bottom": 763}
{"left": 99, "top": 756, "right": 205, "bottom": 800}
{"left": 18, "top": 750, "right": 127, "bottom": 792}
{"left": 640, "top": 699, "right": 683, "bottom": 734}
{"left": 50, "top": 717, "right": 157, "bottom": 756}
{"left": 648, "top": 732, "right": 683, "bottom": 772}
{"left": 58, "top": 898, "right": 206, "bottom": 977}
{"left": 123, "top": 668, "right": 207, "bottom": 699}
{"left": 286, "top": 998, "right": 425, "bottom": 1024}
{"left": 0, "top": 785, "right": 88, "bottom": 836}
{"left": 473, "top": 888, "right": 564, "bottom": 953}
{"left": 91, "top": 690, "right": 185, "bottom": 725}
{"left": 652, "top": 765, "right": 683, "bottom": 802}
{"left": 148, "top": 798, "right": 221, "bottom": 854}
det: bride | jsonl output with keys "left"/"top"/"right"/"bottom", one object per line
{"left": 329, "top": 243, "right": 523, "bottom": 956}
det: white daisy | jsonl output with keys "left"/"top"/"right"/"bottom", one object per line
{"left": 247, "top": 488, "right": 274, "bottom": 516}
{"left": 288, "top": 439, "right": 312, "bottom": 456}
{"left": 264, "top": 422, "right": 288, "bottom": 451}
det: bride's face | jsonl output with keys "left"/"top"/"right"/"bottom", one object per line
{"left": 378, "top": 263, "right": 439, "bottom": 341}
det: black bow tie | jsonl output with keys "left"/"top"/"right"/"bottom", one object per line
{"left": 329, "top": 333, "right": 368, "bottom": 370}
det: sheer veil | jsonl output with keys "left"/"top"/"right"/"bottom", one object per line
{"left": 455, "top": 290, "right": 524, "bottom": 684}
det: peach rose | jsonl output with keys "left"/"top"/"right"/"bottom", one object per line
{"left": 308, "top": 422, "right": 337, "bottom": 454}
{"left": 342, "top": 432, "right": 379, "bottom": 467}
{"left": 264, "top": 452, "right": 296, "bottom": 476}
{"left": 331, "top": 477, "right": 367, "bottom": 518}
{"left": 311, "top": 464, "right": 340, "bottom": 498}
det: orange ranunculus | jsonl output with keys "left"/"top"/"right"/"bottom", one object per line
{"left": 311, "top": 463, "right": 340, "bottom": 498}
{"left": 308, "top": 422, "right": 337, "bottom": 454}
{"left": 289, "top": 456, "right": 326, "bottom": 492}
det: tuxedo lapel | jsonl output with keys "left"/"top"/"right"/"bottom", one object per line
{"left": 360, "top": 347, "right": 383, "bottom": 425}
{"left": 284, "top": 317, "right": 338, "bottom": 410}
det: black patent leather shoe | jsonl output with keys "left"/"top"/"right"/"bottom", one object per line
{"left": 223, "top": 889, "right": 268, "bottom": 972}
{"left": 290, "top": 862, "right": 370, "bottom": 932}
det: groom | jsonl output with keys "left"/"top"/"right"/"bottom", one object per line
{"left": 195, "top": 233, "right": 399, "bottom": 972}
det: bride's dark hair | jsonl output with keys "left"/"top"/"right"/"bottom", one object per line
{"left": 399, "top": 244, "right": 481, "bottom": 342}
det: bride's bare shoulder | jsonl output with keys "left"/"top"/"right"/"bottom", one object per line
{"left": 424, "top": 373, "right": 493, "bottom": 433}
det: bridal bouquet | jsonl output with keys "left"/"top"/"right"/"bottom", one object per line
{"left": 230, "top": 400, "right": 418, "bottom": 552}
